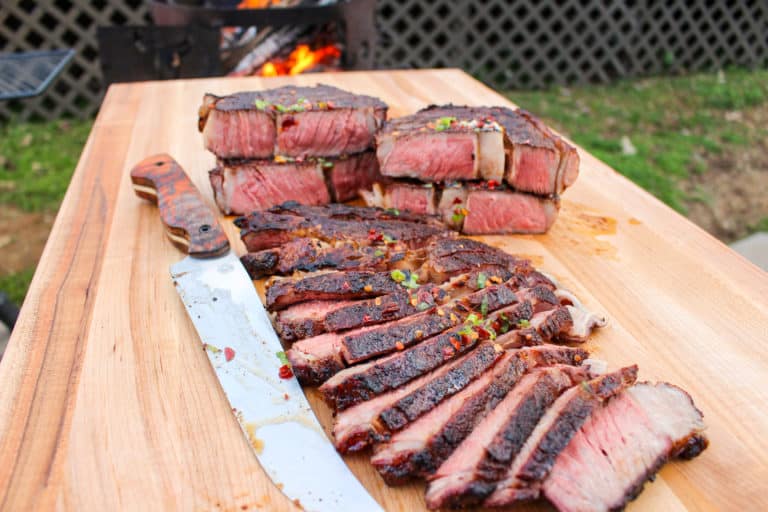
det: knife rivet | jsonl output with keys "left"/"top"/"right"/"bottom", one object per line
{"left": 199, "top": 224, "right": 211, "bottom": 233}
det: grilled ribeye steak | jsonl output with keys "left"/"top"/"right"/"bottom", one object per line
{"left": 376, "top": 105, "right": 579, "bottom": 196}
{"left": 236, "top": 207, "right": 450, "bottom": 252}
{"left": 332, "top": 343, "right": 504, "bottom": 453}
{"left": 362, "top": 181, "right": 560, "bottom": 234}
{"left": 424, "top": 364, "right": 592, "bottom": 508}
{"left": 210, "top": 152, "right": 381, "bottom": 214}
{"left": 484, "top": 365, "right": 639, "bottom": 507}
{"left": 543, "top": 382, "right": 708, "bottom": 512}
{"left": 371, "top": 346, "right": 589, "bottom": 486}
{"left": 199, "top": 85, "right": 387, "bottom": 159}
{"left": 285, "top": 277, "right": 547, "bottom": 385}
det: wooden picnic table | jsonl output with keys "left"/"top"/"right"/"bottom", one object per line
{"left": 0, "top": 69, "right": 766, "bottom": 511}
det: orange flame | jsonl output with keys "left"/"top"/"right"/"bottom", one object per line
{"left": 260, "top": 44, "right": 341, "bottom": 77}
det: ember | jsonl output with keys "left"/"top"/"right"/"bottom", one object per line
{"left": 260, "top": 44, "right": 342, "bottom": 76}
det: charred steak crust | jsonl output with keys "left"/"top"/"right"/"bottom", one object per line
{"left": 341, "top": 312, "right": 457, "bottom": 364}
{"left": 321, "top": 324, "right": 478, "bottom": 411}
{"left": 265, "top": 271, "right": 400, "bottom": 311}
{"left": 376, "top": 344, "right": 502, "bottom": 433}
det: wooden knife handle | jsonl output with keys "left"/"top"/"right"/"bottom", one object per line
{"left": 130, "top": 154, "right": 229, "bottom": 258}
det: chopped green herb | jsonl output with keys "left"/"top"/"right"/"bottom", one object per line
{"left": 480, "top": 296, "right": 489, "bottom": 316}
{"left": 391, "top": 269, "right": 406, "bottom": 282}
{"left": 403, "top": 272, "right": 420, "bottom": 289}
{"left": 296, "top": 97, "right": 307, "bottom": 104}
{"left": 320, "top": 159, "right": 334, "bottom": 169}
{"left": 477, "top": 272, "right": 488, "bottom": 289}
{"left": 483, "top": 323, "right": 497, "bottom": 340}
{"left": 518, "top": 318, "right": 531, "bottom": 328}
{"left": 253, "top": 99, "right": 269, "bottom": 110}
{"left": 204, "top": 343, "right": 222, "bottom": 354}
{"left": 434, "top": 116, "right": 457, "bottom": 132}
{"left": 383, "top": 234, "right": 396, "bottom": 244}
{"left": 465, "top": 313, "right": 481, "bottom": 326}
{"left": 274, "top": 104, "right": 288, "bottom": 113}
{"left": 458, "top": 325, "right": 475, "bottom": 337}
{"left": 417, "top": 301, "right": 431, "bottom": 311}
{"left": 374, "top": 249, "right": 385, "bottom": 257}
{"left": 500, "top": 323, "right": 510, "bottom": 334}
{"left": 387, "top": 208, "right": 400, "bottom": 216}
{"left": 276, "top": 351, "right": 290, "bottom": 366}
{"left": 451, "top": 212, "right": 465, "bottom": 224}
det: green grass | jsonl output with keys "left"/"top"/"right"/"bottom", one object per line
{"left": 0, "top": 267, "right": 35, "bottom": 306}
{"left": 506, "top": 68, "right": 768, "bottom": 213}
{"left": 0, "top": 118, "right": 93, "bottom": 308}
{"left": 0, "top": 119, "right": 93, "bottom": 212}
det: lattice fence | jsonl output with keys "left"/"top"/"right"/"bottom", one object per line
{"left": 376, "top": 0, "right": 768, "bottom": 88}
{"left": 2, "top": 0, "right": 768, "bottom": 121}
{"left": 0, "top": 0, "right": 148, "bottom": 122}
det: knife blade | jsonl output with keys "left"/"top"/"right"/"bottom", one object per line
{"left": 130, "top": 154, "right": 383, "bottom": 512}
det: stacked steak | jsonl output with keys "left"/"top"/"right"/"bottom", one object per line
{"left": 199, "top": 85, "right": 387, "bottom": 214}
{"left": 364, "top": 105, "right": 579, "bottom": 234}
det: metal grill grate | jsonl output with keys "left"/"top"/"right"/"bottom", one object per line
{"left": 1, "top": 1, "right": 767, "bottom": 121}
{"left": 0, "top": 49, "right": 74, "bottom": 100}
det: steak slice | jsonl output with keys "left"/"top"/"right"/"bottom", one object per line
{"left": 484, "top": 365, "right": 639, "bottom": 507}
{"left": 543, "top": 383, "right": 708, "bottom": 512}
{"left": 360, "top": 182, "right": 439, "bottom": 216}
{"left": 376, "top": 106, "right": 507, "bottom": 182}
{"left": 209, "top": 158, "right": 331, "bottom": 215}
{"left": 240, "top": 238, "right": 417, "bottom": 279}
{"left": 372, "top": 346, "right": 589, "bottom": 486}
{"left": 265, "top": 271, "right": 400, "bottom": 311}
{"left": 376, "top": 105, "right": 578, "bottom": 195}
{"left": 266, "top": 201, "right": 440, "bottom": 224}
{"left": 199, "top": 85, "right": 387, "bottom": 159}
{"left": 236, "top": 209, "right": 451, "bottom": 252}
{"left": 325, "top": 151, "right": 383, "bottom": 202}
{"left": 323, "top": 283, "right": 447, "bottom": 333}
{"left": 275, "top": 300, "right": 357, "bottom": 342}
{"left": 332, "top": 343, "right": 503, "bottom": 453}
{"left": 462, "top": 188, "right": 560, "bottom": 235}
{"left": 424, "top": 364, "right": 592, "bottom": 508}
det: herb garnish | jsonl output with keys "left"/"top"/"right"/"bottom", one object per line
{"left": 276, "top": 351, "right": 291, "bottom": 366}
{"left": 435, "top": 116, "right": 457, "bottom": 132}
{"left": 477, "top": 272, "right": 488, "bottom": 289}
{"left": 518, "top": 318, "right": 531, "bottom": 328}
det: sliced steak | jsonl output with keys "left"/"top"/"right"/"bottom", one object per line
{"left": 323, "top": 284, "right": 446, "bottom": 334}
{"left": 462, "top": 188, "right": 560, "bottom": 235}
{"left": 360, "top": 182, "right": 439, "bottom": 216}
{"left": 275, "top": 300, "right": 357, "bottom": 342}
{"left": 376, "top": 106, "right": 507, "bottom": 182}
{"left": 209, "top": 158, "right": 331, "bottom": 215}
{"left": 424, "top": 364, "right": 591, "bottom": 508}
{"left": 325, "top": 151, "right": 383, "bottom": 202}
{"left": 332, "top": 343, "right": 503, "bottom": 453}
{"left": 266, "top": 271, "right": 400, "bottom": 311}
{"left": 199, "top": 85, "right": 387, "bottom": 159}
{"left": 543, "top": 382, "right": 708, "bottom": 512}
{"left": 423, "top": 237, "right": 536, "bottom": 283}
{"left": 484, "top": 365, "right": 639, "bottom": 507}
{"left": 240, "top": 239, "right": 417, "bottom": 279}
{"left": 372, "top": 345, "right": 589, "bottom": 486}
{"left": 319, "top": 286, "right": 557, "bottom": 410}
{"left": 267, "top": 201, "right": 440, "bottom": 224}
{"left": 236, "top": 209, "right": 450, "bottom": 252}
{"left": 376, "top": 105, "right": 578, "bottom": 195}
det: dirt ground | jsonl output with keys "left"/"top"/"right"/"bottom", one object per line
{"left": 0, "top": 207, "right": 55, "bottom": 275}
{"left": 683, "top": 106, "right": 768, "bottom": 242}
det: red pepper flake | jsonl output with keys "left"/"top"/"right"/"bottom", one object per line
{"left": 450, "top": 337, "right": 462, "bottom": 351}
{"left": 342, "top": 281, "right": 351, "bottom": 291}
{"left": 363, "top": 314, "right": 372, "bottom": 322}
{"left": 395, "top": 341, "right": 405, "bottom": 351}
{"left": 368, "top": 228, "right": 383, "bottom": 242}
{"left": 476, "top": 120, "right": 485, "bottom": 128}
{"left": 452, "top": 196, "right": 463, "bottom": 205}
{"left": 279, "top": 365, "right": 294, "bottom": 379}
{"left": 326, "top": 100, "right": 335, "bottom": 109}
{"left": 476, "top": 326, "right": 491, "bottom": 339}
{"left": 487, "top": 179, "right": 499, "bottom": 189}
{"left": 442, "top": 346, "right": 455, "bottom": 359}
{"left": 281, "top": 117, "right": 297, "bottom": 129}
{"left": 224, "top": 347, "right": 235, "bottom": 362}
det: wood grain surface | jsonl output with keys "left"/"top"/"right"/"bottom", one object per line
{"left": 0, "top": 69, "right": 766, "bottom": 512}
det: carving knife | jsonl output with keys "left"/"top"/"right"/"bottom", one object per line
{"left": 130, "top": 154, "right": 383, "bottom": 512}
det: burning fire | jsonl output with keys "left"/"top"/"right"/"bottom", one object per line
{"left": 260, "top": 44, "right": 341, "bottom": 76}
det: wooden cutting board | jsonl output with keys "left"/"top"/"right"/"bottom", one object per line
{"left": 0, "top": 69, "right": 766, "bottom": 511}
